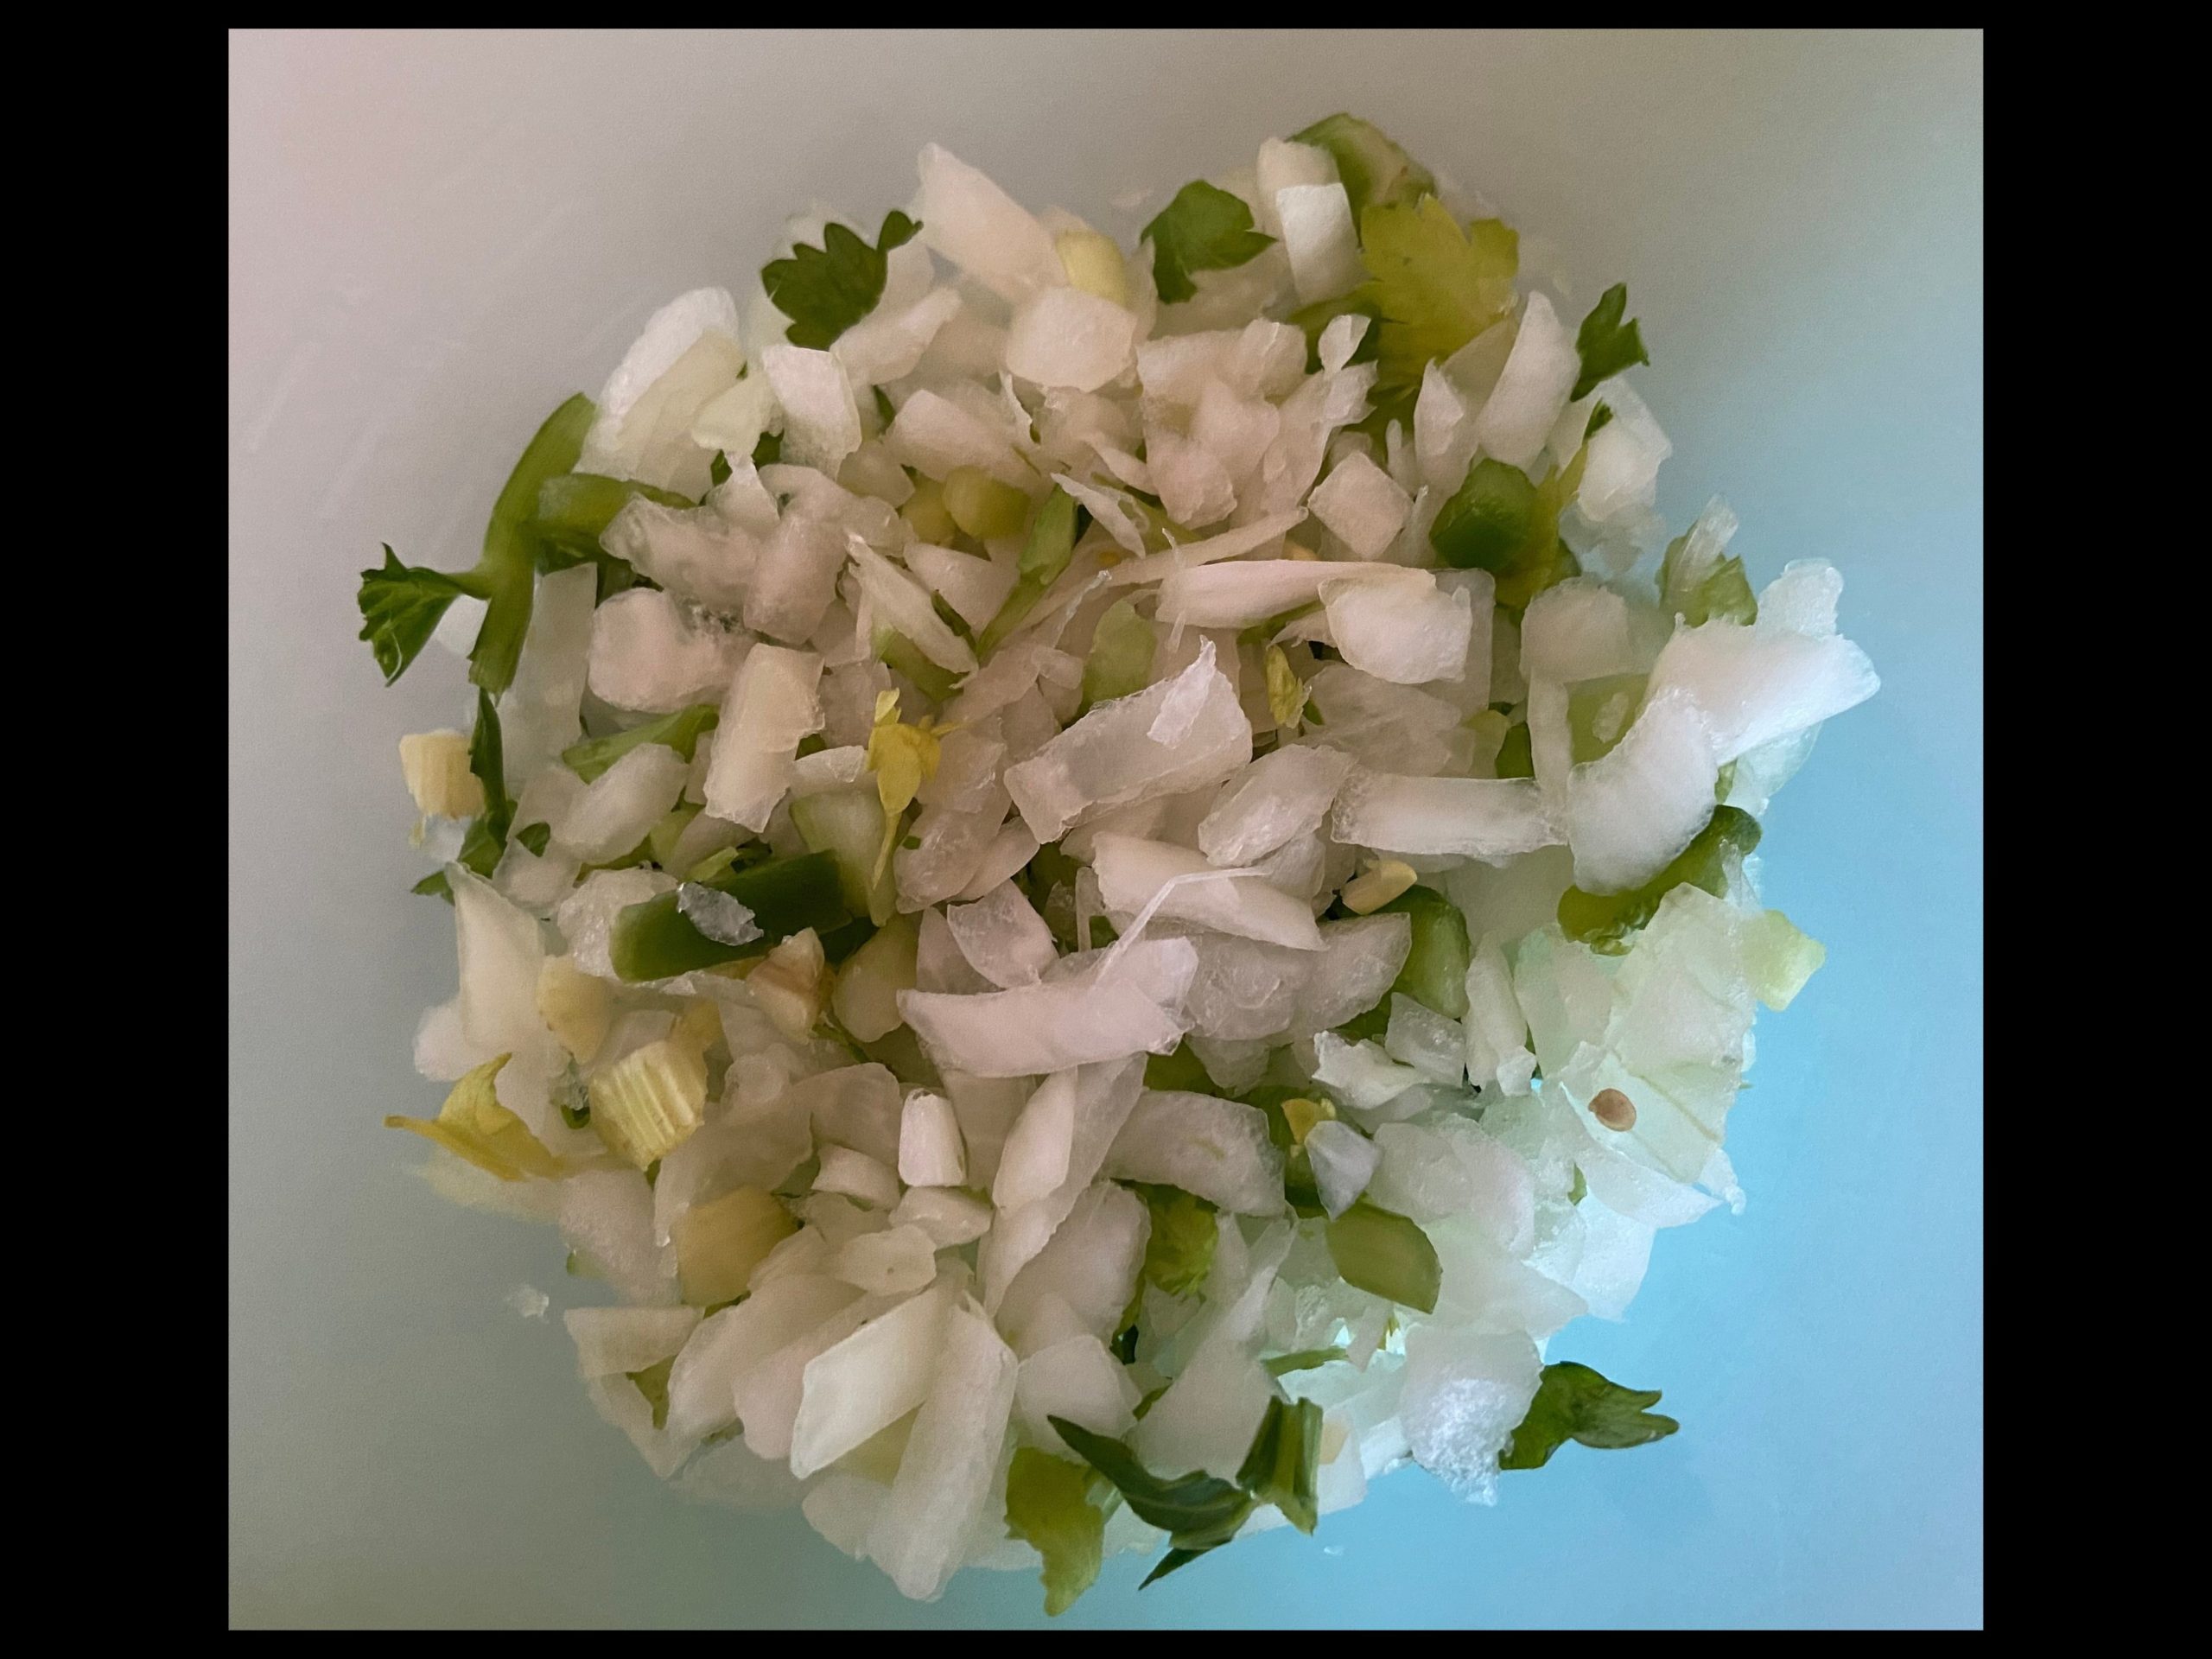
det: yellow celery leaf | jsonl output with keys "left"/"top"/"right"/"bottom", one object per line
{"left": 385, "top": 1054, "right": 574, "bottom": 1182}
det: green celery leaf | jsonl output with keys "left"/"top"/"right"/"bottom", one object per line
{"left": 515, "top": 823, "right": 552, "bottom": 857}
{"left": 1557, "top": 804, "right": 1762, "bottom": 954}
{"left": 355, "top": 546, "right": 484, "bottom": 684}
{"left": 1236, "top": 1395, "right": 1323, "bottom": 1535}
{"left": 1142, "top": 181, "right": 1274, "bottom": 306}
{"left": 1082, "top": 596, "right": 1157, "bottom": 709}
{"left": 1351, "top": 198, "right": 1517, "bottom": 410}
{"left": 1571, "top": 283, "right": 1650, "bottom": 403}
{"left": 1501, "top": 1360, "right": 1679, "bottom": 1470}
{"left": 1004, "top": 1447, "right": 1106, "bottom": 1617}
{"left": 1048, "top": 1417, "right": 1254, "bottom": 1543}
{"left": 1372, "top": 884, "right": 1470, "bottom": 1019}
{"left": 355, "top": 393, "right": 597, "bottom": 691}
{"left": 1134, "top": 1182, "right": 1218, "bottom": 1298}
{"left": 1431, "top": 447, "right": 1587, "bottom": 617}
{"left": 411, "top": 869, "right": 454, "bottom": 902}
{"left": 562, "top": 703, "right": 721, "bottom": 783}
{"left": 1325, "top": 1200, "right": 1441, "bottom": 1313}
{"left": 454, "top": 689, "right": 513, "bottom": 878}
{"left": 1290, "top": 113, "right": 1436, "bottom": 223}
{"left": 760, "top": 210, "right": 922, "bottom": 349}
{"left": 1140, "top": 1547, "right": 1218, "bottom": 1589}
{"left": 1263, "top": 1346, "right": 1348, "bottom": 1378}
{"left": 1431, "top": 457, "right": 1537, "bottom": 573}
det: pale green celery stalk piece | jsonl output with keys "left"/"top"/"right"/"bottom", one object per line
{"left": 1080, "top": 597, "right": 1155, "bottom": 709}
{"left": 1557, "top": 805, "right": 1762, "bottom": 954}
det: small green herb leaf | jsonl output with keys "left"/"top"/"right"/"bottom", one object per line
{"left": 1048, "top": 1417, "right": 1254, "bottom": 1544}
{"left": 1571, "top": 283, "right": 1650, "bottom": 403}
{"left": 760, "top": 210, "right": 922, "bottom": 349}
{"left": 355, "top": 546, "right": 480, "bottom": 685}
{"left": 1142, "top": 181, "right": 1274, "bottom": 305}
{"left": 1235, "top": 1395, "right": 1323, "bottom": 1535}
{"left": 1501, "top": 1360, "right": 1680, "bottom": 1471}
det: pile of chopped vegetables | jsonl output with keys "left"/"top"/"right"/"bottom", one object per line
{"left": 361, "top": 114, "right": 1878, "bottom": 1610}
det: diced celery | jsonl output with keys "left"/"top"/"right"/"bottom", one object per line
{"left": 943, "top": 466, "right": 1031, "bottom": 540}
{"left": 874, "top": 628, "right": 960, "bottom": 702}
{"left": 1290, "top": 113, "right": 1436, "bottom": 221}
{"left": 647, "top": 803, "right": 702, "bottom": 868}
{"left": 399, "top": 730, "right": 483, "bottom": 820}
{"left": 1324, "top": 1200, "right": 1440, "bottom": 1313}
{"left": 1495, "top": 720, "right": 1535, "bottom": 779}
{"left": 1557, "top": 804, "right": 1762, "bottom": 953}
{"left": 829, "top": 911, "right": 919, "bottom": 1041}
{"left": 1143, "top": 1043, "right": 1215, "bottom": 1094}
{"left": 588, "top": 1036, "right": 709, "bottom": 1167}
{"left": 562, "top": 703, "right": 720, "bottom": 783}
{"left": 1567, "top": 673, "right": 1649, "bottom": 766}
{"left": 608, "top": 851, "right": 851, "bottom": 982}
{"left": 978, "top": 486, "right": 1081, "bottom": 657}
{"left": 791, "top": 785, "right": 898, "bottom": 925}
{"left": 1235, "top": 1395, "right": 1323, "bottom": 1535}
{"left": 1373, "top": 884, "right": 1470, "bottom": 1019}
{"left": 1081, "top": 597, "right": 1155, "bottom": 709}
{"left": 1280, "top": 1095, "right": 1336, "bottom": 1146}
{"left": 1135, "top": 1183, "right": 1217, "bottom": 1298}
{"left": 1431, "top": 458, "right": 1536, "bottom": 572}
{"left": 1054, "top": 230, "right": 1130, "bottom": 307}
{"left": 900, "top": 474, "right": 958, "bottom": 545}
{"left": 675, "top": 1185, "right": 796, "bottom": 1306}
{"left": 1341, "top": 860, "right": 1417, "bottom": 915}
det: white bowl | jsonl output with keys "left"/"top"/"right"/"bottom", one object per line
{"left": 230, "top": 29, "right": 1983, "bottom": 1630}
